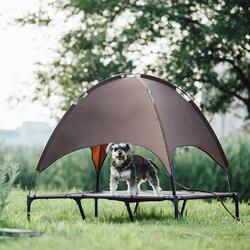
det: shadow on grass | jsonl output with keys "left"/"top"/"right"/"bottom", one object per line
{"left": 96, "top": 207, "right": 188, "bottom": 225}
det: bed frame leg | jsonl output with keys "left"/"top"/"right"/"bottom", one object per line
{"left": 125, "top": 202, "right": 134, "bottom": 222}
{"left": 174, "top": 196, "right": 179, "bottom": 219}
{"left": 95, "top": 198, "right": 98, "bottom": 217}
{"left": 233, "top": 193, "right": 240, "bottom": 220}
{"left": 134, "top": 202, "right": 139, "bottom": 214}
{"left": 74, "top": 199, "right": 85, "bottom": 220}
{"left": 27, "top": 196, "right": 33, "bottom": 221}
{"left": 180, "top": 200, "right": 187, "bottom": 217}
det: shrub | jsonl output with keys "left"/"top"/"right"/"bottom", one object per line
{"left": 173, "top": 134, "right": 250, "bottom": 201}
{"left": 0, "top": 154, "right": 19, "bottom": 217}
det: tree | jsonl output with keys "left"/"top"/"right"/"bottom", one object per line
{"left": 18, "top": 0, "right": 250, "bottom": 118}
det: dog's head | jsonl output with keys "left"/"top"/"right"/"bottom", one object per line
{"left": 106, "top": 143, "right": 132, "bottom": 162}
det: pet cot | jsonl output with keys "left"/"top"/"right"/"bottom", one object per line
{"left": 27, "top": 74, "right": 239, "bottom": 221}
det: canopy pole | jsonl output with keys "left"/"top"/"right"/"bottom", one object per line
{"left": 95, "top": 171, "right": 100, "bottom": 192}
{"left": 34, "top": 173, "right": 40, "bottom": 195}
{"left": 225, "top": 169, "right": 231, "bottom": 192}
{"left": 94, "top": 171, "right": 100, "bottom": 217}
{"left": 226, "top": 166, "right": 236, "bottom": 192}
{"left": 170, "top": 158, "right": 177, "bottom": 196}
{"left": 170, "top": 158, "right": 179, "bottom": 219}
{"left": 28, "top": 171, "right": 37, "bottom": 196}
{"left": 170, "top": 175, "right": 176, "bottom": 196}
{"left": 170, "top": 174, "right": 179, "bottom": 219}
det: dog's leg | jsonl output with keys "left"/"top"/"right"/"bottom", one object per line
{"left": 146, "top": 163, "right": 162, "bottom": 196}
{"left": 136, "top": 180, "right": 142, "bottom": 195}
{"left": 110, "top": 177, "right": 119, "bottom": 196}
{"left": 136, "top": 184, "right": 141, "bottom": 194}
{"left": 126, "top": 181, "right": 131, "bottom": 195}
{"left": 149, "top": 180, "right": 162, "bottom": 196}
{"left": 147, "top": 173, "right": 162, "bottom": 196}
{"left": 127, "top": 180, "right": 137, "bottom": 196}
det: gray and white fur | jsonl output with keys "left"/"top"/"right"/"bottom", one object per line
{"left": 106, "top": 143, "right": 162, "bottom": 196}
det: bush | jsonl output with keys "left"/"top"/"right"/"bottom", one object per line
{"left": 0, "top": 134, "right": 249, "bottom": 201}
{"left": 173, "top": 135, "right": 250, "bottom": 201}
{"left": 0, "top": 154, "right": 19, "bottom": 217}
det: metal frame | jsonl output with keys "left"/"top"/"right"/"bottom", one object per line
{"left": 26, "top": 191, "right": 240, "bottom": 222}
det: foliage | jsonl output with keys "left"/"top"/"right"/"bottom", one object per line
{"left": 0, "top": 190, "right": 250, "bottom": 250}
{"left": 17, "top": 0, "right": 250, "bottom": 118}
{"left": 1, "top": 134, "right": 250, "bottom": 201}
{"left": 0, "top": 154, "right": 19, "bottom": 217}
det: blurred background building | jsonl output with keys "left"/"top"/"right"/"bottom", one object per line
{"left": 0, "top": 121, "right": 52, "bottom": 146}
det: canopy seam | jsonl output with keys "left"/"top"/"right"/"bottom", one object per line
{"left": 135, "top": 76, "right": 172, "bottom": 176}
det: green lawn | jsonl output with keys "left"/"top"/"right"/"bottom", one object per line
{"left": 0, "top": 189, "right": 249, "bottom": 250}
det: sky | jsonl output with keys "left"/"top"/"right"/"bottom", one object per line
{"left": 0, "top": 0, "right": 61, "bottom": 129}
{"left": 0, "top": 1, "right": 245, "bottom": 134}
{"left": 0, "top": 1, "right": 157, "bottom": 130}
{"left": 0, "top": 1, "right": 186, "bottom": 131}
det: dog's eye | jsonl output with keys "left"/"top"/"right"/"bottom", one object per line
{"left": 114, "top": 148, "right": 118, "bottom": 152}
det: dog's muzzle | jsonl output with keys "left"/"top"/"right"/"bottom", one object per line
{"left": 116, "top": 151, "right": 125, "bottom": 160}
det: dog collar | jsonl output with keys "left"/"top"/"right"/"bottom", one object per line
{"left": 112, "top": 157, "right": 133, "bottom": 170}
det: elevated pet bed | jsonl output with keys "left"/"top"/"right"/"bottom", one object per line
{"left": 27, "top": 74, "right": 239, "bottom": 221}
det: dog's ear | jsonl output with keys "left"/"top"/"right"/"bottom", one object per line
{"left": 106, "top": 143, "right": 114, "bottom": 153}
{"left": 125, "top": 143, "right": 132, "bottom": 152}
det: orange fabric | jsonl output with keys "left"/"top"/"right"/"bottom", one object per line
{"left": 91, "top": 144, "right": 108, "bottom": 173}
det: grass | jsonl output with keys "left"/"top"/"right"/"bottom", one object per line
{"left": 0, "top": 190, "right": 249, "bottom": 250}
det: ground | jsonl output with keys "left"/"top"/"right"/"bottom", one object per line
{"left": 0, "top": 190, "right": 249, "bottom": 250}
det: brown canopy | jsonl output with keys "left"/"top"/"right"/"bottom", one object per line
{"left": 36, "top": 74, "right": 229, "bottom": 176}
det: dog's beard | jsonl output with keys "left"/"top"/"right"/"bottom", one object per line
{"left": 116, "top": 155, "right": 126, "bottom": 161}
{"left": 112, "top": 155, "right": 127, "bottom": 167}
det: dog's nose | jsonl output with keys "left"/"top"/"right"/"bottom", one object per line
{"left": 118, "top": 151, "right": 122, "bottom": 156}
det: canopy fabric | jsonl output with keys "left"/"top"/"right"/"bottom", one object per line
{"left": 36, "top": 74, "right": 229, "bottom": 175}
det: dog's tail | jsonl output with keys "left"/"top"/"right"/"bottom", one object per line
{"left": 148, "top": 159, "right": 160, "bottom": 171}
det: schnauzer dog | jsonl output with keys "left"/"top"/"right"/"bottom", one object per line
{"left": 106, "top": 143, "right": 162, "bottom": 196}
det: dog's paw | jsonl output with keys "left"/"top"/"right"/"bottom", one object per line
{"left": 128, "top": 191, "right": 137, "bottom": 197}
{"left": 154, "top": 187, "right": 162, "bottom": 196}
{"left": 128, "top": 189, "right": 138, "bottom": 197}
{"left": 131, "top": 192, "right": 138, "bottom": 197}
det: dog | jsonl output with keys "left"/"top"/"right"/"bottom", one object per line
{"left": 106, "top": 143, "right": 162, "bottom": 196}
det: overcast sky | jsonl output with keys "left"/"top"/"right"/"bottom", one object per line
{"left": 0, "top": 1, "right": 149, "bottom": 130}
{"left": 0, "top": 0, "right": 61, "bottom": 129}
{"left": 0, "top": 1, "right": 232, "bottom": 131}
